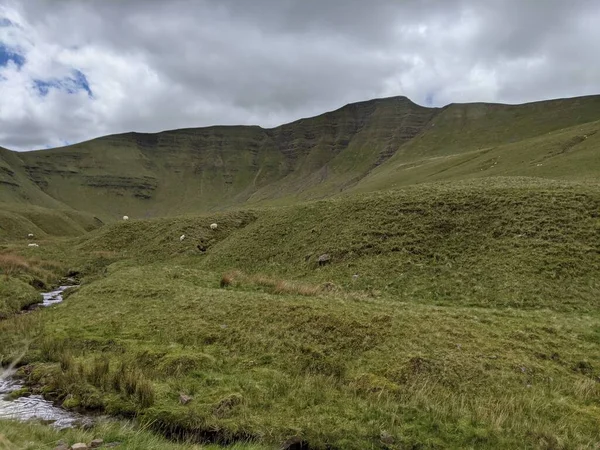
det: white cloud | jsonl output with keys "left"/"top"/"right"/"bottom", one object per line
{"left": 1, "top": 0, "right": 600, "bottom": 150}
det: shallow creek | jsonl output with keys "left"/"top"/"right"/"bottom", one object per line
{"left": 0, "top": 285, "right": 94, "bottom": 429}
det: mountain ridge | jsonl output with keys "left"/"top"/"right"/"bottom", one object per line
{"left": 0, "top": 93, "right": 599, "bottom": 234}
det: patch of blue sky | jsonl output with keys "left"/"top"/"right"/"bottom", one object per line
{"left": 0, "top": 43, "right": 25, "bottom": 68}
{"left": 33, "top": 69, "right": 93, "bottom": 98}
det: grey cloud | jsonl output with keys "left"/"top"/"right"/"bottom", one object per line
{"left": 1, "top": 0, "right": 600, "bottom": 150}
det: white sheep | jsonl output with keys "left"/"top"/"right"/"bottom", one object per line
{"left": 180, "top": 234, "right": 185, "bottom": 241}
{"left": 123, "top": 215, "right": 129, "bottom": 221}
{"left": 27, "top": 233, "right": 34, "bottom": 238}
{"left": 210, "top": 223, "right": 218, "bottom": 230}
{"left": 28, "top": 243, "right": 39, "bottom": 248}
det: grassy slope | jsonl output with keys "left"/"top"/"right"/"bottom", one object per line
{"left": 0, "top": 203, "right": 103, "bottom": 242}
{"left": 1, "top": 95, "right": 599, "bottom": 221}
{"left": 202, "top": 178, "right": 600, "bottom": 311}
{"left": 1, "top": 179, "right": 599, "bottom": 449}
{"left": 5, "top": 97, "right": 434, "bottom": 221}
{"left": 1, "top": 147, "right": 104, "bottom": 241}
{"left": 354, "top": 116, "right": 600, "bottom": 193}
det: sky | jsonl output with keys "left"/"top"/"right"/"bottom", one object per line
{"left": 1, "top": 0, "right": 600, "bottom": 151}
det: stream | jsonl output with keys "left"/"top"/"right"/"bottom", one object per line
{"left": 0, "top": 285, "right": 95, "bottom": 429}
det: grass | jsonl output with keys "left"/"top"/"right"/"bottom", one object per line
{"left": 202, "top": 178, "right": 600, "bottom": 311}
{"left": 0, "top": 202, "right": 102, "bottom": 242}
{"left": 1, "top": 94, "right": 600, "bottom": 448}
{"left": 0, "top": 252, "right": 68, "bottom": 318}
{"left": 0, "top": 420, "right": 267, "bottom": 450}
{"left": 220, "top": 270, "right": 325, "bottom": 296}
{"left": 0, "top": 178, "right": 598, "bottom": 449}
{"left": 2, "top": 263, "right": 599, "bottom": 448}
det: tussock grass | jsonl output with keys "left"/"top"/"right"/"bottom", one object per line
{"left": 0, "top": 253, "right": 30, "bottom": 276}
{"left": 220, "top": 270, "right": 326, "bottom": 296}
{"left": 0, "top": 420, "right": 267, "bottom": 449}
{"left": 2, "top": 258, "right": 599, "bottom": 448}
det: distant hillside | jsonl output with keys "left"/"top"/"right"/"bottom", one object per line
{"left": 1, "top": 94, "right": 599, "bottom": 223}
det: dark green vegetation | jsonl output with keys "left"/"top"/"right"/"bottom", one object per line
{"left": 1, "top": 95, "right": 600, "bottom": 449}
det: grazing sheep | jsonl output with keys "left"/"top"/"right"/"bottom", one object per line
{"left": 123, "top": 215, "right": 129, "bottom": 221}
{"left": 28, "top": 243, "right": 39, "bottom": 248}
{"left": 210, "top": 223, "right": 218, "bottom": 230}
{"left": 180, "top": 234, "right": 185, "bottom": 241}
{"left": 27, "top": 233, "right": 34, "bottom": 238}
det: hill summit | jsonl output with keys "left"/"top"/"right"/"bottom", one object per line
{"left": 1, "top": 94, "right": 599, "bottom": 229}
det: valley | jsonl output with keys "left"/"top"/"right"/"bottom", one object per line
{"left": 0, "top": 95, "right": 599, "bottom": 449}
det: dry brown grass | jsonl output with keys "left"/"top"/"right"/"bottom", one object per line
{"left": 0, "top": 253, "right": 30, "bottom": 278}
{"left": 220, "top": 270, "right": 331, "bottom": 297}
{"left": 220, "top": 270, "right": 243, "bottom": 288}
{"left": 0, "top": 251, "right": 65, "bottom": 283}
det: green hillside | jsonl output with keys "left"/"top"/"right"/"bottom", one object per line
{"left": 1, "top": 94, "right": 600, "bottom": 449}
{"left": 1, "top": 95, "right": 599, "bottom": 222}
{"left": 1, "top": 178, "right": 599, "bottom": 449}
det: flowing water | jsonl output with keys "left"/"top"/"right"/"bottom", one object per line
{"left": 0, "top": 285, "right": 94, "bottom": 429}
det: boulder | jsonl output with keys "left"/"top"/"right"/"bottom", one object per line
{"left": 71, "top": 444, "right": 88, "bottom": 450}
{"left": 317, "top": 253, "right": 331, "bottom": 266}
{"left": 90, "top": 439, "right": 104, "bottom": 448}
{"left": 380, "top": 431, "right": 395, "bottom": 445}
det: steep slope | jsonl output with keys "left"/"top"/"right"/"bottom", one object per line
{"left": 1, "top": 94, "right": 599, "bottom": 220}
{"left": 0, "top": 147, "right": 71, "bottom": 208}
{"left": 0, "top": 147, "right": 104, "bottom": 240}
{"left": 354, "top": 118, "right": 600, "bottom": 192}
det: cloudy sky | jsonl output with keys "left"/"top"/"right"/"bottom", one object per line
{"left": 1, "top": 0, "right": 599, "bottom": 151}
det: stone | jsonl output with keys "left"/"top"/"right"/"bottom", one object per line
{"left": 317, "top": 253, "right": 331, "bottom": 266}
{"left": 380, "top": 431, "right": 395, "bottom": 445}
{"left": 54, "top": 441, "right": 69, "bottom": 450}
{"left": 179, "top": 393, "right": 193, "bottom": 405}
{"left": 71, "top": 444, "right": 88, "bottom": 450}
{"left": 90, "top": 439, "right": 104, "bottom": 448}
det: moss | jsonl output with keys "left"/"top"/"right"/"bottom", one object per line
{"left": 61, "top": 395, "right": 80, "bottom": 409}
{"left": 5, "top": 387, "right": 31, "bottom": 400}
